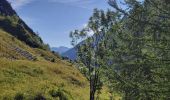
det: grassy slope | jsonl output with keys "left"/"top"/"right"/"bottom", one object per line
{"left": 0, "top": 29, "right": 89, "bottom": 99}
{"left": 0, "top": 29, "right": 115, "bottom": 99}
{"left": 0, "top": 58, "right": 89, "bottom": 100}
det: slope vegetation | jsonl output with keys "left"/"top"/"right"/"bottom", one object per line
{"left": 0, "top": 58, "right": 90, "bottom": 100}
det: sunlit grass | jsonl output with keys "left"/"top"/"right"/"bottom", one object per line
{"left": 0, "top": 58, "right": 90, "bottom": 99}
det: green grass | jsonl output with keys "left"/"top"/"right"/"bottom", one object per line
{"left": 0, "top": 58, "right": 120, "bottom": 100}
{"left": 0, "top": 58, "right": 90, "bottom": 100}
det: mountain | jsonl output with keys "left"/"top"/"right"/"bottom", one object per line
{"left": 0, "top": 0, "right": 16, "bottom": 16}
{"left": 62, "top": 47, "right": 77, "bottom": 60}
{"left": 51, "top": 46, "right": 70, "bottom": 54}
{"left": 0, "top": 0, "right": 48, "bottom": 50}
{"left": 62, "top": 34, "right": 103, "bottom": 60}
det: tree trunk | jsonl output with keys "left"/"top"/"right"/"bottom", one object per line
{"left": 90, "top": 77, "right": 95, "bottom": 100}
{"left": 90, "top": 90, "right": 95, "bottom": 100}
{"left": 90, "top": 87, "right": 95, "bottom": 100}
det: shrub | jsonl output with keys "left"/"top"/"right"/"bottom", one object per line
{"left": 11, "top": 36, "right": 15, "bottom": 41}
{"left": 34, "top": 94, "right": 46, "bottom": 100}
{"left": 3, "top": 96, "right": 11, "bottom": 100}
{"left": 49, "top": 89, "right": 60, "bottom": 98}
{"left": 14, "top": 93, "right": 24, "bottom": 100}
{"left": 51, "top": 58, "right": 55, "bottom": 63}
{"left": 33, "top": 68, "right": 43, "bottom": 75}
{"left": 49, "top": 88, "right": 73, "bottom": 100}
{"left": 33, "top": 57, "right": 38, "bottom": 61}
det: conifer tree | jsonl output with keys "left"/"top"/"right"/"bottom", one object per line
{"left": 106, "top": 0, "right": 170, "bottom": 99}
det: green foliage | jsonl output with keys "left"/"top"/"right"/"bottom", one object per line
{"left": 70, "top": 0, "right": 170, "bottom": 100}
{"left": 104, "top": 0, "right": 170, "bottom": 99}
{"left": 70, "top": 9, "right": 115, "bottom": 100}
{"left": 0, "top": 58, "right": 91, "bottom": 100}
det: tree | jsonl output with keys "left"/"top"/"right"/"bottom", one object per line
{"left": 70, "top": 9, "right": 115, "bottom": 100}
{"left": 105, "top": 0, "right": 170, "bottom": 99}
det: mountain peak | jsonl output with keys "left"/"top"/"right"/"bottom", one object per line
{"left": 0, "top": 0, "right": 16, "bottom": 16}
{"left": 0, "top": 0, "right": 49, "bottom": 49}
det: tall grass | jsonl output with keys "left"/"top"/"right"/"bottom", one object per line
{"left": 0, "top": 58, "right": 90, "bottom": 99}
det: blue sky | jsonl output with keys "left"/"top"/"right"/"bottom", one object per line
{"left": 8, "top": 0, "right": 111, "bottom": 48}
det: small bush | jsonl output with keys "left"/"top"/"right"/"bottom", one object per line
{"left": 33, "top": 68, "right": 43, "bottom": 75}
{"left": 49, "top": 88, "right": 71, "bottom": 100}
{"left": 14, "top": 93, "right": 24, "bottom": 100}
{"left": 68, "top": 76, "right": 82, "bottom": 86}
{"left": 53, "top": 69, "right": 62, "bottom": 74}
{"left": 3, "top": 96, "right": 11, "bottom": 100}
{"left": 33, "top": 57, "right": 38, "bottom": 61}
{"left": 51, "top": 58, "right": 55, "bottom": 63}
{"left": 11, "top": 36, "right": 15, "bottom": 41}
{"left": 40, "top": 54, "right": 45, "bottom": 57}
{"left": 34, "top": 94, "right": 46, "bottom": 100}
{"left": 49, "top": 89, "right": 60, "bottom": 97}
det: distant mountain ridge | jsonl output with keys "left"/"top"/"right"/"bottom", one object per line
{"left": 51, "top": 46, "right": 70, "bottom": 54}
{"left": 62, "top": 47, "right": 77, "bottom": 60}
{"left": 61, "top": 40, "right": 86, "bottom": 60}
{"left": 62, "top": 34, "right": 104, "bottom": 60}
